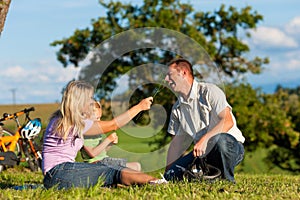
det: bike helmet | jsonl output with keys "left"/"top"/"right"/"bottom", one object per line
{"left": 21, "top": 118, "right": 42, "bottom": 139}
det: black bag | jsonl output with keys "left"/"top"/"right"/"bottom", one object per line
{"left": 183, "top": 157, "right": 221, "bottom": 182}
{"left": 0, "top": 151, "right": 18, "bottom": 166}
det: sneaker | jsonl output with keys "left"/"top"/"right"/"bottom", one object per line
{"left": 149, "top": 173, "right": 168, "bottom": 185}
{"left": 149, "top": 179, "right": 168, "bottom": 185}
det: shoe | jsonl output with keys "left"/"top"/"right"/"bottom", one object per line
{"left": 149, "top": 179, "right": 168, "bottom": 185}
{"left": 149, "top": 173, "right": 168, "bottom": 185}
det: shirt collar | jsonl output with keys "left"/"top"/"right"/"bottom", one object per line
{"left": 178, "top": 80, "right": 198, "bottom": 106}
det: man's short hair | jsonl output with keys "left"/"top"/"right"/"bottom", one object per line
{"left": 167, "top": 57, "right": 194, "bottom": 77}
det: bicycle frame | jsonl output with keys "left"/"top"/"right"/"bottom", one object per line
{"left": 0, "top": 107, "right": 42, "bottom": 172}
{"left": 0, "top": 107, "right": 31, "bottom": 153}
{"left": 0, "top": 132, "right": 20, "bottom": 152}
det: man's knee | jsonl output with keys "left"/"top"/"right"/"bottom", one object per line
{"left": 207, "top": 133, "right": 237, "bottom": 155}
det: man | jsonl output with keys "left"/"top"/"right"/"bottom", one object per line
{"left": 163, "top": 58, "right": 245, "bottom": 182}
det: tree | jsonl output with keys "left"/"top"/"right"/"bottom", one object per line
{"left": 226, "top": 83, "right": 300, "bottom": 172}
{"left": 51, "top": 0, "right": 268, "bottom": 94}
{"left": 265, "top": 86, "right": 300, "bottom": 172}
{"left": 0, "top": 0, "right": 11, "bottom": 36}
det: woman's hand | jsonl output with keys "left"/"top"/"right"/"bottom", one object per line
{"left": 138, "top": 97, "right": 153, "bottom": 111}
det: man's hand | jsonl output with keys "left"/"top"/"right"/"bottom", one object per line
{"left": 193, "top": 137, "right": 208, "bottom": 157}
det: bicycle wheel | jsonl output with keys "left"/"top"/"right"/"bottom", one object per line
{"left": 0, "top": 129, "right": 21, "bottom": 173}
{"left": 23, "top": 139, "right": 42, "bottom": 172}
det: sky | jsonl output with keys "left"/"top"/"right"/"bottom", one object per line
{"left": 0, "top": 0, "right": 300, "bottom": 105}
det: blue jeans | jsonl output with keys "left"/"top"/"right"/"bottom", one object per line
{"left": 100, "top": 157, "right": 127, "bottom": 167}
{"left": 164, "top": 133, "right": 244, "bottom": 182}
{"left": 43, "top": 162, "right": 125, "bottom": 189}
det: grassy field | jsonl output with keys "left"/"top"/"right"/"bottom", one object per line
{"left": 0, "top": 103, "right": 59, "bottom": 131}
{"left": 0, "top": 168, "right": 299, "bottom": 200}
{"left": 1, "top": 104, "right": 299, "bottom": 199}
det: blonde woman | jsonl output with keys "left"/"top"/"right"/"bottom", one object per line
{"left": 81, "top": 100, "right": 141, "bottom": 171}
{"left": 42, "top": 80, "right": 165, "bottom": 189}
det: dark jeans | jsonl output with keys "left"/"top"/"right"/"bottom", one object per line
{"left": 43, "top": 162, "right": 125, "bottom": 189}
{"left": 164, "top": 133, "right": 244, "bottom": 182}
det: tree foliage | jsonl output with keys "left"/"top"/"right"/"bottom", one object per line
{"left": 226, "top": 83, "right": 300, "bottom": 172}
{"left": 51, "top": 0, "right": 268, "bottom": 90}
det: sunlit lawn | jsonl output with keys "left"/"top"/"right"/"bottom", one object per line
{"left": 0, "top": 167, "right": 299, "bottom": 200}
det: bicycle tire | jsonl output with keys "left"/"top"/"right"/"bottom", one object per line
{"left": 31, "top": 140, "right": 42, "bottom": 172}
{"left": 23, "top": 139, "right": 42, "bottom": 172}
{"left": 28, "top": 157, "right": 42, "bottom": 172}
{"left": 0, "top": 129, "right": 21, "bottom": 173}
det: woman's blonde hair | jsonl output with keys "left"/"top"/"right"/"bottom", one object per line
{"left": 51, "top": 80, "right": 94, "bottom": 140}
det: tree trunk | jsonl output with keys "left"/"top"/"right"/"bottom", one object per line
{"left": 0, "top": 0, "right": 11, "bottom": 36}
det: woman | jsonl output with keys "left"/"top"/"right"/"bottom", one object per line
{"left": 42, "top": 80, "right": 165, "bottom": 189}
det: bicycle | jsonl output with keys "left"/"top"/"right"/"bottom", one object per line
{"left": 0, "top": 107, "right": 43, "bottom": 173}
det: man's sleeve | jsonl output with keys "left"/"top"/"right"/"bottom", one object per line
{"left": 208, "top": 84, "right": 231, "bottom": 114}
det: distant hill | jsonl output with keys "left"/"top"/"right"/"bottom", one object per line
{"left": 0, "top": 103, "right": 59, "bottom": 129}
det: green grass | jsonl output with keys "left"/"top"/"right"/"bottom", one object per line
{"left": 237, "top": 148, "right": 294, "bottom": 175}
{"left": 0, "top": 167, "right": 299, "bottom": 200}
{"left": 84, "top": 126, "right": 169, "bottom": 172}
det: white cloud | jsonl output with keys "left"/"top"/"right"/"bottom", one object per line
{"left": 0, "top": 61, "right": 79, "bottom": 104}
{"left": 55, "top": 67, "right": 81, "bottom": 82}
{"left": 3, "top": 61, "right": 78, "bottom": 83}
{"left": 267, "top": 50, "right": 300, "bottom": 71}
{"left": 250, "top": 26, "right": 298, "bottom": 49}
{"left": 3, "top": 66, "right": 27, "bottom": 78}
{"left": 283, "top": 51, "right": 300, "bottom": 70}
{"left": 286, "top": 16, "right": 300, "bottom": 35}
{"left": 286, "top": 59, "right": 300, "bottom": 70}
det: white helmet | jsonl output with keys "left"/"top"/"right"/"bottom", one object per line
{"left": 21, "top": 118, "right": 42, "bottom": 139}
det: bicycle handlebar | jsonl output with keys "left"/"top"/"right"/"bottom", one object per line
{"left": 0, "top": 107, "right": 35, "bottom": 122}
